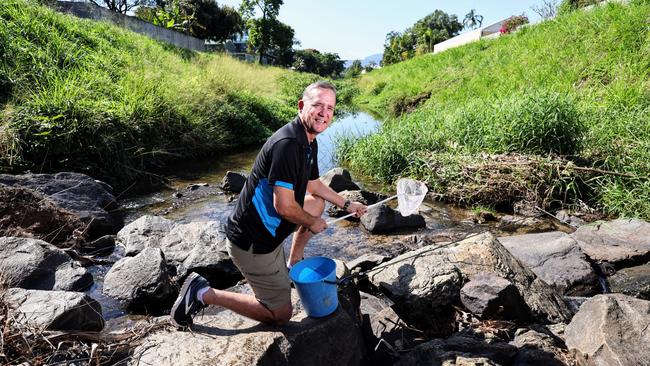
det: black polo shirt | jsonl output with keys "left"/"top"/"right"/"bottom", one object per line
{"left": 226, "top": 116, "right": 319, "bottom": 254}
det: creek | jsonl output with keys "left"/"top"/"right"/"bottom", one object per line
{"left": 87, "top": 112, "right": 508, "bottom": 319}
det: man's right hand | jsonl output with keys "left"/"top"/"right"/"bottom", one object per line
{"left": 308, "top": 217, "right": 328, "bottom": 234}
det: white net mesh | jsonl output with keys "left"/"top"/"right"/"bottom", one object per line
{"left": 396, "top": 178, "right": 428, "bottom": 216}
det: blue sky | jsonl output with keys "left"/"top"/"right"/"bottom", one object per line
{"left": 218, "top": 0, "right": 545, "bottom": 60}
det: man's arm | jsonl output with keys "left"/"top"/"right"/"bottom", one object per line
{"left": 273, "top": 185, "right": 327, "bottom": 233}
{"left": 306, "top": 179, "right": 367, "bottom": 217}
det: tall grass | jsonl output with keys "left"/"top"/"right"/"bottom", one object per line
{"left": 0, "top": 0, "right": 301, "bottom": 188}
{"left": 343, "top": 1, "right": 650, "bottom": 219}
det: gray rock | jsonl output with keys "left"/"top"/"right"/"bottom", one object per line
{"left": 498, "top": 231, "right": 600, "bottom": 296}
{"left": 396, "top": 334, "right": 518, "bottom": 366}
{"left": 103, "top": 247, "right": 174, "bottom": 312}
{"left": 511, "top": 327, "right": 572, "bottom": 365}
{"left": 4, "top": 288, "right": 104, "bottom": 331}
{"left": 0, "top": 172, "right": 123, "bottom": 239}
{"left": 327, "top": 190, "right": 384, "bottom": 217}
{"left": 460, "top": 273, "right": 530, "bottom": 322}
{"left": 367, "top": 232, "right": 572, "bottom": 333}
{"left": 346, "top": 253, "right": 390, "bottom": 273}
{"left": 0, "top": 237, "right": 92, "bottom": 291}
{"left": 80, "top": 234, "right": 116, "bottom": 256}
{"left": 221, "top": 171, "right": 247, "bottom": 193}
{"left": 130, "top": 285, "right": 364, "bottom": 366}
{"left": 565, "top": 294, "right": 650, "bottom": 366}
{"left": 555, "top": 210, "right": 586, "bottom": 228}
{"left": 571, "top": 218, "right": 650, "bottom": 266}
{"left": 608, "top": 263, "right": 650, "bottom": 300}
{"left": 117, "top": 215, "right": 174, "bottom": 256}
{"left": 367, "top": 306, "right": 427, "bottom": 363}
{"left": 498, "top": 215, "right": 555, "bottom": 233}
{"left": 320, "top": 168, "right": 360, "bottom": 192}
{"left": 361, "top": 205, "right": 425, "bottom": 234}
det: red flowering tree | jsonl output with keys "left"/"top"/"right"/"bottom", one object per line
{"left": 499, "top": 14, "right": 529, "bottom": 34}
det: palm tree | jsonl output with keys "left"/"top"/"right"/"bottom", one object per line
{"left": 463, "top": 9, "right": 484, "bottom": 30}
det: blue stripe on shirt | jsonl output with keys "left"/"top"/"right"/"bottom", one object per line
{"left": 275, "top": 180, "right": 294, "bottom": 190}
{"left": 251, "top": 178, "right": 282, "bottom": 237}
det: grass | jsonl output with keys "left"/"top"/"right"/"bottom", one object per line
{"left": 0, "top": 0, "right": 323, "bottom": 189}
{"left": 342, "top": 1, "right": 650, "bottom": 219}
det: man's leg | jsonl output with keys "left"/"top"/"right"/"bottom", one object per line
{"left": 287, "top": 194, "right": 325, "bottom": 267}
{"left": 201, "top": 289, "right": 292, "bottom": 325}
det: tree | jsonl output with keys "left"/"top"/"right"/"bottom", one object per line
{"left": 135, "top": 0, "right": 243, "bottom": 41}
{"left": 382, "top": 10, "right": 462, "bottom": 65}
{"left": 463, "top": 9, "right": 484, "bottom": 30}
{"left": 90, "top": 0, "right": 151, "bottom": 14}
{"left": 344, "top": 60, "right": 362, "bottom": 78}
{"left": 247, "top": 17, "right": 296, "bottom": 65}
{"left": 532, "top": 0, "right": 560, "bottom": 19}
{"left": 293, "top": 49, "right": 344, "bottom": 77}
{"left": 239, "top": 0, "right": 285, "bottom": 63}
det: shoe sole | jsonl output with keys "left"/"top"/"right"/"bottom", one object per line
{"left": 170, "top": 272, "right": 199, "bottom": 327}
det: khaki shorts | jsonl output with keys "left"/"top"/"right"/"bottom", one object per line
{"left": 226, "top": 238, "right": 291, "bottom": 310}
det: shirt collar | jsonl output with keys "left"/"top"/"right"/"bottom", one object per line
{"left": 292, "top": 115, "right": 311, "bottom": 146}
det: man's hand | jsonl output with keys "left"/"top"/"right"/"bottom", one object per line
{"left": 346, "top": 201, "right": 367, "bottom": 218}
{"left": 308, "top": 217, "right": 328, "bottom": 234}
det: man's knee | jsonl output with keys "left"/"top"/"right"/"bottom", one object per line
{"left": 270, "top": 302, "right": 293, "bottom": 325}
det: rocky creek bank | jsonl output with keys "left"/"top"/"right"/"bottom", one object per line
{"left": 2, "top": 170, "right": 650, "bottom": 365}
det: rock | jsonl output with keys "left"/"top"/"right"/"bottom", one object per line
{"left": 186, "top": 183, "right": 209, "bottom": 191}
{"left": 565, "top": 294, "right": 650, "bottom": 365}
{"left": 511, "top": 326, "right": 572, "bottom": 365}
{"left": 0, "top": 172, "right": 123, "bottom": 239}
{"left": 346, "top": 253, "right": 390, "bottom": 273}
{"left": 460, "top": 273, "right": 531, "bottom": 322}
{"left": 513, "top": 200, "right": 543, "bottom": 217}
{"left": 608, "top": 263, "right": 650, "bottom": 300}
{"left": 497, "top": 231, "right": 600, "bottom": 296}
{"left": 103, "top": 247, "right": 175, "bottom": 313}
{"left": 130, "top": 285, "right": 364, "bottom": 366}
{"left": 497, "top": 215, "right": 555, "bottom": 233}
{"left": 327, "top": 190, "right": 384, "bottom": 217}
{"left": 0, "top": 237, "right": 93, "bottom": 291}
{"left": 160, "top": 221, "right": 240, "bottom": 286}
{"left": 367, "top": 306, "right": 427, "bottom": 364}
{"left": 0, "top": 185, "right": 87, "bottom": 247}
{"left": 4, "top": 288, "right": 104, "bottom": 331}
{"left": 564, "top": 296, "right": 590, "bottom": 314}
{"left": 172, "top": 191, "right": 183, "bottom": 198}
{"left": 361, "top": 205, "right": 426, "bottom": 234}
{"left": 571, "top": 218, "right": 650, "bottom": 266}
{"left": 79, "top": 234, "right": 116, "bottom": 256}
{"left": 320, "top": 168, "right": 360, "bottom": 192}
{"left": 117, "top": 216, "right": 240, "bottom": 288}
{"left": 367, "top": 232, "right": 572, "bottom": 334}
{"left": 220, "top": 171, "right": 247, "bottom": 193}
{"left": 555, "top": 210, "right": 586, "bottom": 227}
{"left": 118, "top": 215, "right": 174, "bottom": 256}
{"left": 395, "top": 334, "right": 518, "bottom": 366}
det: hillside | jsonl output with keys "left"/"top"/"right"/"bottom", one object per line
{"left": 343, "top": 1, "right": 650, "bottom": 219}
{"left": 0, "top": 0, "right": 321, "bottom": 188}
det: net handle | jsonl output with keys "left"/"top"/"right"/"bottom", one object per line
{"left": 326, "top": 195, "right": 398, "bottom": 225}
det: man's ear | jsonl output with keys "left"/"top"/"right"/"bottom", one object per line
{"left": 298, "top": 99, "right": 304, "bottom": 111}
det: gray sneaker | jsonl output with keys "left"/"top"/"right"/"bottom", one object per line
{"left": 170, "top": 272, "right": 209, "bottom": 327}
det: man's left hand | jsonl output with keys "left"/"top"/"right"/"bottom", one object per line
{"left": 346, "top": 201, "right": 367, "bottom": 218}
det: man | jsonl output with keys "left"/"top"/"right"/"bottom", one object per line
{"left": 171, "top": 80, "right": 367, "bottom": 327}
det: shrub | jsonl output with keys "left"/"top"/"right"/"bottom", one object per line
{"left": 499, "top": 14, "right": 529, "bottom": 34}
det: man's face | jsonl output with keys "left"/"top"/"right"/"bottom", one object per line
{"left": 298, "top": 88, "right": 336, "bottom": 136}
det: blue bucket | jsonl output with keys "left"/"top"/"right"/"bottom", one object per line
{"left": 289, "top": 256, "right": 338, "bottom": 317}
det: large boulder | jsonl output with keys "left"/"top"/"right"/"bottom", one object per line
{"left": 117, "top": 215, "right": 174, "bottom": 256}
{"left": 498, "top": 231, "right": 600, "bottom": 296}
{"left": 361, "top": 205, "right": 426, "bottom": 234}
{"left": 571, "top": 218, "right": 650, "bottom": 267}
{"left": 511, "top": 326, "right": 573, "bottom": 365}
{"left": 608, "top": 263, "right": 650, "bottom": 300}
{"left": 0, "top": 237, "right": 92, "bottom": 291}
{"left": 565, "top": 294, "right": 650, "bottom": 365}
{"left": 460, "top": 273, "right": 531, "bottom": 322}
{"left": 117, "top": 216, "right": 240, "bottom": 287}
{"left": 129, "top": 285, "right": 365, "bottom": 366}
{"left": 0, "top": 172, "right": 123, "bottom": 239}
{"left": 103, "top": 247, "right": 175, "bottom": 313}
{"left": 4, "top": 288, "right": 104, "bottom": 331}
{"left": 367, "top": 232, "right": 572, "bottom": 333}
{"left": 320, "top": 168, "right": 360, "bottom": 193}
